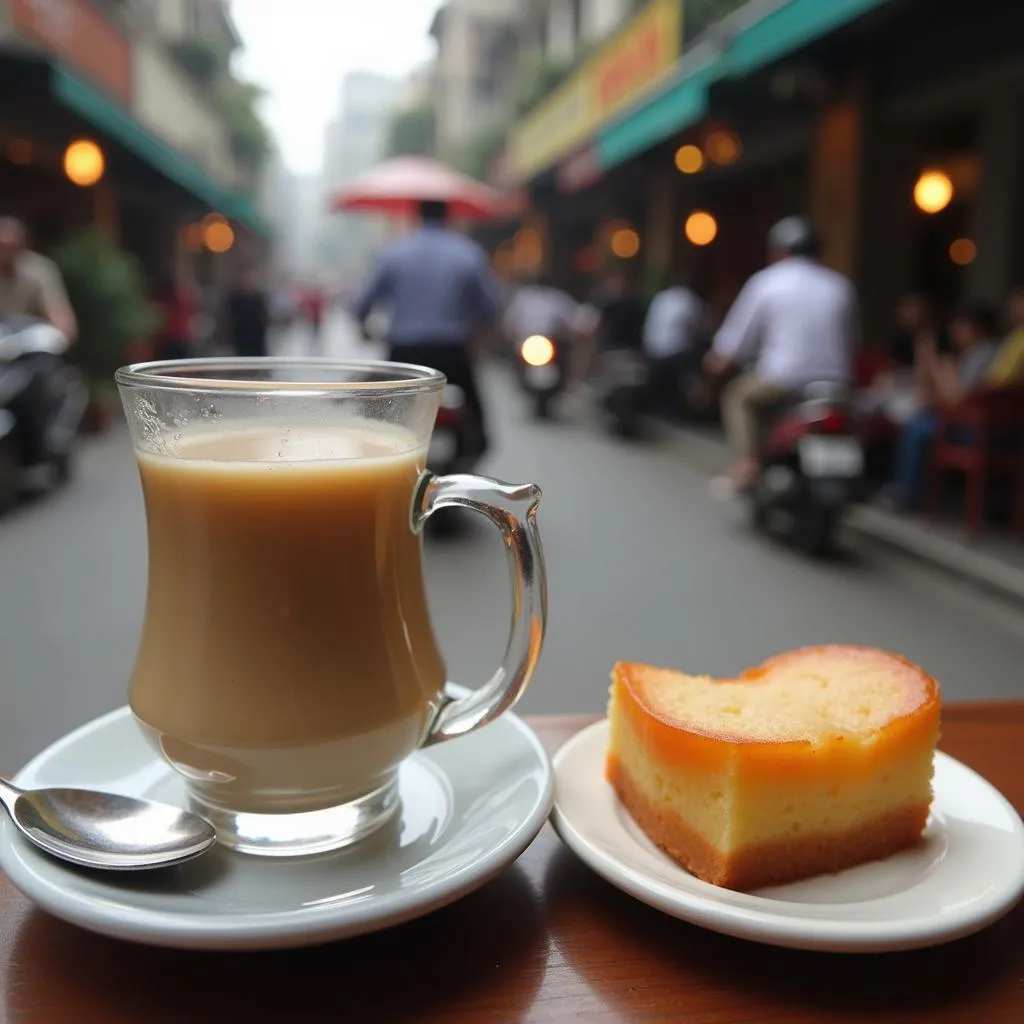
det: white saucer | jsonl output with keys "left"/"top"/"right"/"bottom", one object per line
{"left": 552, "top": 719, "right": 1024, "bottom": 953}
{"left": 1, "top": 700, "right": 553, "bottom": 950}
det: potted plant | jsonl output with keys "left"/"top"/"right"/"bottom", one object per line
{"left": 50, "top": 229, "right": 159, "bottom": 433}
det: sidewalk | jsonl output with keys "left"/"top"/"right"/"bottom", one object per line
{"left": 659, "top": 421, "right": 1024, "bottom": 606}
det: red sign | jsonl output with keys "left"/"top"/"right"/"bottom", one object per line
{"left": 11, "top": 0, "right": 132, "bottom": 106}
{"left": 593, "top": 20, "right": 663, "bottom": 111}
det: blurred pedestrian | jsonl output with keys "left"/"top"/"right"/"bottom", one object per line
{"left": 354, "top": 198, "right": 501, "bottom": 460}
{"left": 225, "top": 267, "right": 270, "bottom": 358}
{"left": 269, "top": 282, "right": 297, "bottom": 330}
{"left": 857, "top": 292, "right": 943, "bottom": 425}
{"left": 986, "top": 285, "right": 1024, "bottom": 387}
{"left": 0, "top": 215, "right": 77, "bottom": 340}
{"left": 704, "top": 217, "right": 858, "bottom": 496}
{"left": 301, "top": 283, "right": 325, "bottom": 350}
{"left": 883, "top": 303, "right": 1000, "bottom": 510}
{"left": 0, "top": 215, "right": 77, "bottom": 468}
{"left": 152, "top": 272, "right": 196, "bottom": 361}
{"left": 574, "top": 268, "right": 646, "bottom": 383}
{"left": 643, "top": 273, "right": 705, "bottom": 416}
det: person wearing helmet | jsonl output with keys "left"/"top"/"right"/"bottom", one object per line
{"left": 703, "top": 216, "right": 858, "bottom": 495}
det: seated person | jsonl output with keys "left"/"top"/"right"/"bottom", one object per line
{"left": 857, "top": 292, "right": 947, "bottom": 424}
{"left": 987, "top": 285, "right": 1024, "bottom": 388}
{"left": 882, "top": 304, "right": 1000, "bottom": 510}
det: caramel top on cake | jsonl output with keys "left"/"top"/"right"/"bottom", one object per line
{"left": 612, "top": 645, "right": 941, "bottom": 780}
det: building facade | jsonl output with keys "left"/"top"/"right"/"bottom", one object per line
{"left": 317, "top": 71, "right": 400, "bottom": 284}
{"left": 430, "top": 0, "right": 524, "bottom": 155}
{"left": 490, "top": 0, "right": 1024, "bottom": 350}
{"left": 0, "top": 0, "right": 270, "bottom": 289}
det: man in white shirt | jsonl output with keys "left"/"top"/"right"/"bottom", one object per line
{"left": 643, "top": 275, "right": 705, "bottom": 415}
{"left": 704, "top": 217, "right": 858, "bottom": 492}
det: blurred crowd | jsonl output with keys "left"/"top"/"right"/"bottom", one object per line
{"left": 149, "top": 269, "right": 329, "bottom": 362}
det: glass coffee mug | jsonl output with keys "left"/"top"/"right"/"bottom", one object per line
{"left": 116, "top": 358, "right": 546, "bottom": 857}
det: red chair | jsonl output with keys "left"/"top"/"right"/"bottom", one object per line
{"left": 927, "top": 387, "right": 1024, "bottom": 537}
{"left": 855, "top": 348, "right": 894, "bottom": 389}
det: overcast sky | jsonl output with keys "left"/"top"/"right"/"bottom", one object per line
{"left": 230, "top": 0, "right": 440, "bottom": 176}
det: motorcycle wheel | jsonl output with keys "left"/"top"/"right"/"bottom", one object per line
{"left": 533, "top": 391, "right": 553, "bottom": 420}
{"left": 0, "top": 438, "right": 18, "bottom": 515}
{"left": 799, "top": 505, "right": 838, "bottom": 557}
{"left": 52, "top": 448, "right": 73, "bottom": 485}
{"left": 612, "top": 407, "right": 640, "bottom": 438}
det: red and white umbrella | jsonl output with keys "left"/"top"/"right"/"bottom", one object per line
{"left": 330, "top": 156, "right": 503, "bottom": 221}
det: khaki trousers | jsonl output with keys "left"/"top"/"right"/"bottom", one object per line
{"left": 721, "top": 372, "right": 792, "bottom": 458}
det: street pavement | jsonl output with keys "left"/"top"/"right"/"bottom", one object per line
{"left": 2, "top": 313, "right": 1022, "bottom": 771}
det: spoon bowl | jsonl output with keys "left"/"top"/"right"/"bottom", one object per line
{"left": 0, "top": 778, "right": 217, "bottom": 870}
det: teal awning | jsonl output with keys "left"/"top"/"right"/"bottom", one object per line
{"left": 597, "top": 65, "right": 713, "bottom": 169}
{"left": 596, "top": 0, "right": 893, "bottom": 172}
{"left": 51, "top": 65, "right": 271, "bottom": 237}
{"left": 717, "top": 0, "right": 892, "bottom": 79}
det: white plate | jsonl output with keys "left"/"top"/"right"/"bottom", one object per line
{"left": 552, "top": 720, "right": 1024, "bottom": 953}
{"left": 0, "top": 699, "right": 553, "bottom": 950}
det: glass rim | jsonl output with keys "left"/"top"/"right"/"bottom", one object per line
{"left": 114, "top": 357, "right": 447, "bottom": 396}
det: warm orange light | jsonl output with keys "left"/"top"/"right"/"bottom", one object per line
{"left": 949, "top": 237, "right": 977, "bottom": 266}
{"left": 63, "top": 139, "right": 105, "bottom": 186}
{"left": 705, "top": 130, "right": 742, "bottom": 166}
{"left": 521, "top": 334, "right": 555, "bottom": 367}
{"left": 512, "top": 226, "right": 543, "bottom": 271}
{"left": 5, "top": 138, "right": 33, "bottom": 165}
{"left": 684, "top": 211, "right": 717, "bottom": 246}
{"left": 674, "top": 144, "right": 704, "bottom": 174}
{"left": 610, "top": 227, "right": 640, "bottom": 259}
{"left": 203, "top": 219, "right": 235, "bottom": 253}
{"left": 492, "top": 243, "right": 514, "bottom": 276}
{"left": 183, "top": 223, "right": 205, "bottom": 252}
{"left": 914, "top": 170, "right": 953, "bottom": 214}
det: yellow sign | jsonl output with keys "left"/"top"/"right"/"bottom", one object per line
{"left": 509, "top": 0, "right": 683, "bottom": 182}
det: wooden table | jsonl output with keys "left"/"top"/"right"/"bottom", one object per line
{"left": 2, "top": 705, "right": 1022, "bottom": 1023}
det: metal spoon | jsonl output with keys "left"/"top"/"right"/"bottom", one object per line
{"left": 0, "top": 778, "right": 217, "bottom": 870}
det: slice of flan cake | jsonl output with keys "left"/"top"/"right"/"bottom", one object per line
{"left": 606, "top": 645, "right": 940, "bottom": 891}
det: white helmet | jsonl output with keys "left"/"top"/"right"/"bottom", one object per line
{"left": 767, "top": 217, "right": 820, "bottom": 258}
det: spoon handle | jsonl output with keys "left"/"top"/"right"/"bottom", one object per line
{"left": 0, "top": 777, "right": 21, "bottom": 819}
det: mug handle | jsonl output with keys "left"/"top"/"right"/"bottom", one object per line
{"left": 412, "top": 472, "right": 546, "bottom": 746}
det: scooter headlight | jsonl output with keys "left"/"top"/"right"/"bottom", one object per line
{"left": 520, "top": 335, "right": 555, "bottom": 367}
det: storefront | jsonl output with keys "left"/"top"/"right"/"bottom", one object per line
{"left": 0, "top": 0, "right": 269, "bottom": 284}
{"left": 857, "top": 0, "right": 1024, "bottom": 336}
{"left": 506, "top": 0, "right": 685, "bottom": 286}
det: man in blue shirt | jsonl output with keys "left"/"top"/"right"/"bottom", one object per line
{"left": 354, "top": 200, "right": 502, "bottom": 458}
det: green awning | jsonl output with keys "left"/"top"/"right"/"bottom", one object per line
{"left": 717, "top": 0, "right": 892, "bottom": 79}
{"left": 51, "top": 65, "right": 271, "bottom": 237}
{"left": 596, "top": 0, "right": 893, "bottom": 172}
{"left": 597, "top": 65, "right": 712, "bottom": 169}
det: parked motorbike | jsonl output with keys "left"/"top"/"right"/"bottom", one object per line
{"left": 750, "top": 382, "right": 865, "bottom": 555}
{"left": 517, "top": 334, "right": 567, "bottom": 419}
{"left": 593, "top": 348, "right": 649, "bottom": 437}
{"left": 0, "top": 316, "right": 88, "bottom": 515}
